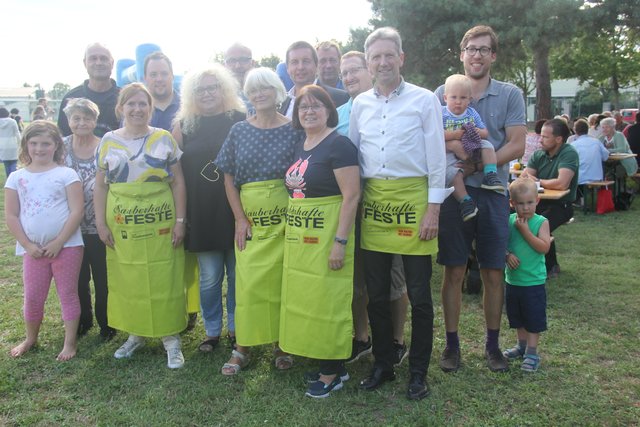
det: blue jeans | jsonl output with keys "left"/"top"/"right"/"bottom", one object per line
{"left": 3, "top": 160, "right": 17, "bottom": 177}
{"left": 197, "top": 250, "right": 236, "bottom": 337}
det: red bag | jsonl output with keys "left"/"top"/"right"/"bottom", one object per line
{"left": 596, "top": 187, "right": 615, "bottom": 214}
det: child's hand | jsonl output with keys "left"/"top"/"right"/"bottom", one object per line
{"left": 506, "top": 252, "right": 520, "bottom": 270}
{"left": 42, "top": 239, "right": 64, "bottom": 258}
{"left": 514, "top": 217, "right": 529, "bottom": 234}
{"left": 25, "top": 242, "right": 44, "bottom": 259}
{"left": 446, "top": 139, "right": 468, "bottom": 160}
{"left": 97, "top": 224, "right": 115, "bottom": 248}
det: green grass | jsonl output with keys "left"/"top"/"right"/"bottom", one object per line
{"left": 1, "top": 170, "right": 639, "bottom": 426}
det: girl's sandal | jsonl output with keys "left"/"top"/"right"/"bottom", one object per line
{"left": 221, "top": 349, "right": 249, "bottom": 376}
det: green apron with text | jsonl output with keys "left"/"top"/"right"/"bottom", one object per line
{"left": 106, "top": 182, "right": 187, "bottom": 337}
{"left": 279, "top": 195, "right": 354, "bottom": 359}
{"left": 184, "top": 252, "right": 200, "bottom": 314}
{"left": 361, "top": 177, "right": 437, "bottom": 255}
{"left": 235, "top": 179, "right": 288, "bottom": 346}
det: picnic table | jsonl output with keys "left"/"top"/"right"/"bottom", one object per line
{"left": 538, "top": 188, "right": 570, "bottom": 200}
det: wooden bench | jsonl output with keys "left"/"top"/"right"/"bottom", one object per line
{"left": 584, "top": 181, "right": 615, "bottom": 213}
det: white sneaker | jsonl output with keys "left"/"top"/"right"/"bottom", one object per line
{"left": 167, "top": 347, "right": 185, "bottom": 369}
{"left": 114, "top": 336, "right": 145, "bottom": 359}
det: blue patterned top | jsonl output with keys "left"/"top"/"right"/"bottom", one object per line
{"left": 215, "top": 120, "right": 303, "bottom": 187}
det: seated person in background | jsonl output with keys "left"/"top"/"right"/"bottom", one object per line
{"left": 569, "top": 119, "right": 609, "bottom": 185}
{"left": 442, "top": 74, "right": 504, "bottom": 222}
{"left": 599, "top": 117, "right": 638, "bottom": 177}
{"left": 521, "top": 118, "right": 578, "bottom": 279}
{"left": 503, "top": 177, "right": 551, "bottom": 373}
{"left": 522, "top": 119, "right": 546, "bottom": 164}
{"left": 624, "top": 119, "right": 640, "bottom": 167}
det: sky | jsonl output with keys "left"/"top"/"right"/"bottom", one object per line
{"left": 2, "top": 0, "right": 374, "bottom": 90}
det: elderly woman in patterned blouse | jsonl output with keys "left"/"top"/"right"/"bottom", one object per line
{"left": 215, "top": 67, "right": 303, "bottom": 375}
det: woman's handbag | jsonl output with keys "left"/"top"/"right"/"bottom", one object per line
{"left": 596, "top": 187, "right": 615, "bottom": 214}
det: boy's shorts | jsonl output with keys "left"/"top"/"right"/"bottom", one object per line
{"left": 505, "top": 283, "right": 547, "bottom": 333}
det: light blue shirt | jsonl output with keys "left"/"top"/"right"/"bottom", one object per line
{"left": 570, "top": 134, "right": 609, "bottom": 184}
{"left": 336, "top": 98, "right": 353, "bottom": 136}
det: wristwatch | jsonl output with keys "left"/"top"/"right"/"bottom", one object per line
{"left": 334, "top": 237, "right": 348, "bottom": 245}
{"left": 176, "top": 218, "right": 186, "bottom": 224}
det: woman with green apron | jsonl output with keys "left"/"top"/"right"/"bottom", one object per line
{"left": 281, "top": 85, "right": 360, "bottom": 398}
{"left": 215, "top": 68, "right": 303, "bottom": 375}
{"left": 94, "top": 83, "right": 188, "bottom": 369}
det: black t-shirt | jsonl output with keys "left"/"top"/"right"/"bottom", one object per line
{"left": 285, "top": 130, "right": 358, "bottom": 198}
{"left": 57, "top": 79, "right": 120, "bottom": 137}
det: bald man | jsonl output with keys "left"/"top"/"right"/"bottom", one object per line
{"left": 58, "top": 43, "right": 120, "bottom": 137}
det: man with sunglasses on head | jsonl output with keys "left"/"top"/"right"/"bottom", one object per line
{"left": 435, "top": 25, "right": 526, "bottom": 374}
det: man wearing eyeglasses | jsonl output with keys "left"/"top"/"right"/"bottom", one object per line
{"left": 223, "top": 43, "right": 255, "bottom": 116}
{"left": 224, "top": 43, "right": 255, "bottom": 88}
{"left": 280, "top": 41, "right": 349, "bottom": 118}
{"left": 144, "top": 52, "right": 180, "bottom": 131}
{"left": 316, "top": 41, "right": 344, "bottom": 89}
{"left": 435, "top": 25, "right": 526, "bottom": 374}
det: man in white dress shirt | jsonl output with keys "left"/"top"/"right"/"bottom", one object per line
{"left": 349, "top": 27, "right": 448, "bottom": 400}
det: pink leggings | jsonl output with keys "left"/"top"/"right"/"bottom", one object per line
{"left": 23, "top": 246, "right": 83, "bottom": 322}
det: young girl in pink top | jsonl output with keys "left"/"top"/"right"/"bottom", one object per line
{"left": 4, "top": 121, "right": 84, "bottom": 361}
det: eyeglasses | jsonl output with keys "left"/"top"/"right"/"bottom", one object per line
{"left": 247, "top": 87, "right": 274, "bottom": 97}
{"left": 225, "top": 57, "right": 252, "bottom": 65}
{"left": 463, "top": 47, "right": 493, "bottom": 57}
{"left": 195, "top": 84, "right": 220, "bottom": 96}
{"left": 340, "top": 67, "right": 366, "bottom": 78}
{"left": 298, "top": 104, "right": 325, "bottom": 113}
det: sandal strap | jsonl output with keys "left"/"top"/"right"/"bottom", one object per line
{"left": 231, "top": 349, "right": 248, "bottom": 362}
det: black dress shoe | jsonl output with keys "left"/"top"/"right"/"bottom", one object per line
{"left": 359, "top": 367, "right": 395, "bottom": 391}
{"left": 407, "top": 373, "right": 430, "bottom": 400}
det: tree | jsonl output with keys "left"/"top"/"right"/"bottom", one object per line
{"left": 258, "top": 54, "right": 281, "bottom": 70}
{"left": 48, "top": 82, "right": 71, "bottom": 100}
{"left": 348, "top": 0, "right": 582, "bottom": 118}
{"left": 550, "top": 1, "right": 640, "bottom": 110}
{"left": 342, "top": 27, "right": 374, "bottom": 53}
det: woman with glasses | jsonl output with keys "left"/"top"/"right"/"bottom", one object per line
{"left": 215, "top": 67, "right": 302, "bottom": 375}
{"left": 172, "top": 64, "right": 246, "bottom": 354}
{"left": 281, "top": 85, "right": 359, "bottom": 398}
